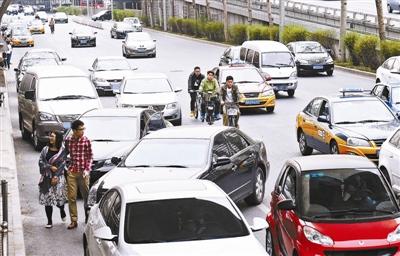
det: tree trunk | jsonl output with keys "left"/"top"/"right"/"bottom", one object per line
{"left": 192, "top": 0, "right": 196, "bottom": 19}
{"left": 0, "top": 0, "right": 12, "bottom": 22}
{"left": 149, "top": 0, "right": 154, "bottom": 27}
{"left": 205, "top": 0, "right": 210, "bottom": 20}
{"left": 267, "top": 0, "right": 273, "bottom": 26}
{"left": 375, "top": 0, "right": 386, "bottom": 40}
{"left": 247, "top": 0, "right": 252, "bottom": 25}
{"left": 339, "top": 0, "right": 347, "bottom": 61}
{"left": 223, "top": 0, "right": 228, "bottom": 41}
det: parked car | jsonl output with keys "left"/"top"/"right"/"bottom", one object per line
{"left": 388, "top": 0, "right": 400, "bottom": 13}
{"left": 10, "top": 28, "right": 34, "bottom": 47}
{"left": 116, "top": 73, "right": 182, "bottom": 125}
{"left": 212, "top": 64, "right": 275, "bottom": 112}
{"left": 110, "top": 22, "right": 135, "bottom": 39}
{"left": 89, "top": 56, "right": 137, "bottom": 95}
{"left": 266, "top": 155, "right": 400, "bottom": 256}
{"left": 7, "top": 5, "right": 19, "bottom": 15}
{"left": 23, "top": 6, "right": 34, "bottom": 16}
{"left": 35, "top": 11, "right": 48, "bottom": 23}
{"left": 91, "top": 10, "right": 111, "bottom": 21}
{"left": 122, "top": 17, "right": 142, "bottom": 31}
{"left": 28, "top": 19, "right": 45, "bottom": 34}
{"left": 53, "top": 12, "right": 68, "bottom": 23}
{"left": 296, "top": 88, "right": 400, "bottom": 163}
{"left": 379, "top": 127, "right": 400, "bottom": 187}
{"left": 240, "top": 40, "right": 297, "bottom": 97}
{"left": 87, "top": 126, "right": 269, "bottom": 209}
{"left": 376, "top": 56, "right": 400, "bottom": 84}
{"left": 69, "top": 28, "right": 97, "bottom": 47}
{"left": 371, "top": 83, "right": 400, "bottom": 114}
{"left": 17, "top": 65, "right": 102, "bottom": 150}
{"left": 65, "top": 108, "right": 171, "bottom": 186}
{"left": 22, "top": 48, "right": 67, "bottom": 62}
{"left": 85, "top": 180, "right": 268, "bottom": 256}
{"left": 122, "top": 32, "right": 156, "bottom": 58}
{"left": 14, "top": 57, "right": 62, "bottom": 91}
{"left": 287, "top": 41, "right": 334, "bottom": 76}
{"left": 219, "top": 46, "right": 244, "bottom": 66}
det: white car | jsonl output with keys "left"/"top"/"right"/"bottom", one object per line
{"left": 84, "top": 180, "right": 269, "bottom": 256}
{"left": 376, "top": 56, "right": 400, "bottom": 84}
{"left": 117, "top": 73, "right": 182, "bottom": 125}
{"left": 36, "top": 11, "right": 48, "bottom": 23}
{"left": 379, "top": 127, "right": 400, "bottom": 190}
{"left": 122, "top": 32, "right": 156, "bottom": 58}
{"left": 123, "top": 17, "right": 142, "bottom": 31}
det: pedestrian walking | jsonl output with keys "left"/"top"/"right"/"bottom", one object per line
{"left": 5, "top": 40, "right": 12, "bottom": 69}
{"left": 65, "top": 120, "right": 93, "bottom": 229}
{"left": 38, "top": 131, "right": 67, "bottom": 228}
{"left": 49, "top": 17, "right": 55, "bottom": 34}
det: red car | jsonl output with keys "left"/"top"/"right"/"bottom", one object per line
{"left": 266, "top": 155, "right": 400, "bottom": 256}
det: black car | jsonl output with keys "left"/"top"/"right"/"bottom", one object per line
{"left": 87, "top": 126, "right": 269, "bottom": 208}
{"left": 219, "top": 46, "right": 245, "bottom": 66}
{"left": 287, "top": 41, "right": 334, "bottom": 76}
{"left": 65, "top": 108, "right": 172, "bottom": 186}
{"left": 91, "top": 10, "right": 111, "bottom": 21}
{"left": 110, "top": 22, "right": 135, "bottom": 39}
{"left": 69, "top": 29, "right": 97, "bottom": 47}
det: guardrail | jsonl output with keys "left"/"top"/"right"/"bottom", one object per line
{"left": 72, "top": 16, "right": 103, "bottom": 30}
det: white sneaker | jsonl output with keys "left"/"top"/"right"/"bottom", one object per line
{"left": 45, "top": 224, "right": 52, "bottom": 229}
{"left": 62, "top": 217, "right": 66, "bottom": 222}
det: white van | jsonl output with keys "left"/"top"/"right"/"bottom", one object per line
{"left": 240, "top": 40, "right": 298, "bottom": 97}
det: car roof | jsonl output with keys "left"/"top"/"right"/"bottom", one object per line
{"left": 96, "top": 56, "right": 127, "bottom": 61}
{"left": 217, "top": 64, "right": 259, "bottom": 71}
{"left": 377, "top": 82, "right": 400, "bottom": 89}
{"left": 124, "top": 72, "right": 167, "bottom": 80}
{"left": 144, "top": 125, "right": 230, "bottom": 139}
{"left": 242, "top": 40, "right": 289, "bottom": 52}
{"left": 290, "top": 155, "right": 377, "bottom": 172}
{"left": 25, "top": 48, "right": 57, "bottom": 53}
{"left": 81, "top": 108, "right": 145, "bottom": 117}
{"left": 117, "top": 180, "right": 225, "bottom": 202}
{"left": 289, "top": 41, "right": 320, "bottom": 45}
{"left": 26, "top": 65, "right": 87, "bottom": 78}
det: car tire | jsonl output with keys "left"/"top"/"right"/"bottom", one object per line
{"left": 173, "top": 117, "right": 182, "bottom": 126}
{"left": 245, "top": 167, "right": 265, "bottom": 206}
{"left": 19, "top": 116, "right": 30, "bottom": 140}
{"left": 32, "top": 124, "right": 43, "bottom": 151}
{"left": 287, "top": 89, "right": 295, "bottom": 97}
{"left": 266, "top": 106, "right": 274, "bottom": 113}
{"left": 299, "top": 130, "right": 313, "bottom": 155}
{"left": 265, "top": 227, "right": 275, "bottom": 256}
{"left": 327, "top": 70, "right": 333, "bottom": 76}
{"left": 330, "top": 140, "right": 339, "bottom": 154}
{"left": 380, "top": 166, "right": 391, "bottom": 185}
{"left": 93, "top": 41, "right": 96, "bottom": 47}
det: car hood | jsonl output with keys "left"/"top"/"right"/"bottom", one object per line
{"left": 295, "top": 52, "right": 329, "bottom": 61}
{"left": 236, "top": 82, "right": 272, "bottom": 93}
{"left": 94, "top": 70, "right": 134, "bottom": 80}
{"left": 119, "top": 236, "right": 266, "bottom": 256}
{"left": 14, "top": 35, "right": 32, "bottom": 40}
{"left": 335, "top": 120, "right": 400, "bottom": 141}
{"left": 37, "top": 98, "right": 101, "bottom": 116}
{"left": 74, "top": 33, "right": 94, "bottom": 37}
{"left": 126, "top": 41, "right": 155, "bottom": 48}
{"left": 119, "top": 92, "right": 176, "bottom": 105}
{"left": 260, "top": 66, "right": 295, "bottom": 78}
{"left": 305, "top": 217, "right": 400, "bottom": 248}
{"left": 92, "top": 141, "right": 136, "bottom": 161}
{"left": 99, "top": 167, "right": 203, "bottom": 190}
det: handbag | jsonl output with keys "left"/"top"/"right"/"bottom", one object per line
{"left": 39, "top": 175, "right": 51, "bottom": 194}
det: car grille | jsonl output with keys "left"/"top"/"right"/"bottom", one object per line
{"left": 58, "top": 114, "right": 79, "bottom": 122}
{"left": 273, "top": 77, "right": 290, "bottom": 80}
{"left": 136, "top": 105, "right": 165, "bottom": 111}
{"left": 77, "top": 36, "right": 90, "bottom": 40}
{"left": 106, "top": 79, "right": 122, "bottom": 83}
{"left": 324, "top": 247, "right": 397, "bottom": 256}
{"left": 243, "top": 92, "right": 259, "bottom": 98}
{"left": 309, "top": 58, "right": 326, "bottom": 64}
{"left": 372, "top": 139, "right": 385, "bottom": 147}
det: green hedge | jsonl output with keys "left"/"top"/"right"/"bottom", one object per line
{"left": 354, "top": 35, "right": 380, "bottom": 69}
{"left": 229, "top": 24, "right": 248, "bottom": 44}
{"left": 282, "top": 25, "right": 309, "bottom": 44}
{"left": 204, "top": 21, "right": 224, "bottom": 42}
{"left": 113, "top": 9, "right": 141, "bottom": 21}
{"left": 56, "top": 6, "right": 81, "bottom": 15}
{"left": 168, "top": 17, "right": 224, "bottom": 41}
{"left": 344, "top": 32, "right": 360, "bottom": 65}
{"left": 381, "top": 40, "right": 400, "bottom": 60}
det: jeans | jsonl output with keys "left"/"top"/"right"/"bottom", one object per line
{"left": 66, "top": 171, "right": 89, "bottom": 222}
{"left": 189, "top": 92, "right": 197, "bottom": 111}
{"left": 6, "top": 53, "right": 11, "bottom": 69}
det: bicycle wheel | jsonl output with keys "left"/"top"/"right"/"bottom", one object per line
{"left": 194, "top": 101, "right": 199, "bottom": 119}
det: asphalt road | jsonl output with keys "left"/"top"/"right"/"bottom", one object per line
{"left": 7, "top": 21, "right": 375, "bottom": 255}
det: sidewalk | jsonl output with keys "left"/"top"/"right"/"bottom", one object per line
{"left": 0, "top": 69, "right": 26, "bottom": 256}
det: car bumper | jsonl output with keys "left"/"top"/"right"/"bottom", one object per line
{"left": 30, "top": 28, "right": 44, "bottom": 34}
{"left": 54, "top": 19, "right": 68, "bottom": 23}
{"left": 94, "top": 81, "right": 121, "bottom": 94}
{"left": 270, "top": 79, "right": 298, "bottom": 91}
{"left": 72, "top": 38, "right": 96, "bottom": 47}
{"left": 338, "top": 143, "right": 380, "bottom": 164}
{"left": 297, "top": 63, "right": 334, "bottom": 72}
{"left": 125, "top": 48, "right": 156, "bottom": 57}
{"left": 12, "top": 41, "right": 34, "bottom": 47}
{"left": 238, "top": 95, "right": 275, "bottom": 109}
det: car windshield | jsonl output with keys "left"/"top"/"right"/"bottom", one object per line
{"left": 124, "top": 197, "right": 249, "bottom": 244}
{"left": 295, "top": 43, "right": 325, "bottom": 53}
{"left": 261, "top": 52, "right": 294, "bottom": 67}
{"left": 392, "top": 87, "right": 400, "bottom": 104}
{"left": 220, "top": 68, "right": 263, "bottom": 84}
{"left": 25, "top": 52, "right": 58, "bottom": 59}
{"left": 30, "top": 20, "right": 42, "bottom": 26}
{"left": 117, "top": 23, "right": 133, "bottom": 29}
{"left": 124, "top": 138, "right": 210, "bottom": 168}
{"left": 96, "top": 59, "right": 130, "bottom": 71}
{"left": 301, "top": 169, "right": 398, "bottom": 220}
{"left": 22, "top": 58, "right": 59, "bottom": 69}
{"left": 123, "top": 78, "right": 171, "bottom": 94}
{"left": 79, "top": 116, "right": 138, "bottom": 141}
{"left": 127, "top": 33, "right": 151, "bottom": 41}
{"left": 38, "top": 77, "right": 98, "bottom": 100}
{"left": 14, "top": 29, "right": 30, "bottom": 36}
{"left": 332, "top": 100, "right": 395, "bottom": 124}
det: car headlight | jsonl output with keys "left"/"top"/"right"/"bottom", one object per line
{"left": 166, "top": 102, "right": 177, "bottom": 109}
{"left": 94, "top": 77, "right": 107, "bottom": 83}
{"left": 289, "top": 71, "right": 297, "bottom": 79}
{"left": 347, "top": 137, "right": 371, "bottom": 147}
{"left": 326, "top": 57, "right": 334, "bottom": 64}
{"left": 121, "top": 103, "right": 134, "bottom": 108}
{"left": 388, "top": 225, "right": 400, "bottom": 243}
{"left": 38, "top": 112, "right": 56, "bottom": 121}
{"left": 103, "top": 159, "right": 114, "bottom": 167}
{"left": 261, "top": 89, "right": 274, "bottom": 97}
{"left": 299, "top": 59, "right": 308, "bottom": 65}
{"left": 87, "top": 186, "right": 97, "bottom": 207}
{"left": 303, "top": 226, "right": 333, "bottom": 246}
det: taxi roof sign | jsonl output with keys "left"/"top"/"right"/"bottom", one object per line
{"left": 339, "top": 88, "right": 367, "bottom": 97}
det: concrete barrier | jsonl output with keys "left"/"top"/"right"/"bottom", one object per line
{"left": 72, "top": 16, "right": 104, "bottom": 30}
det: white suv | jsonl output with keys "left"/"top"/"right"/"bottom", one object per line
{"left": 376, "top": 56, "right": 400, "bottom": 84}
{"left": 379, "top": 127, "right": 400, "bottom": 190}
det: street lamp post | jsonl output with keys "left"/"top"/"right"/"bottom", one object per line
{"left": 111, "top": 0, "right": 113, "bottom": 20}
{"left": 279, "top": 0, "right": 285, "bottom": 42}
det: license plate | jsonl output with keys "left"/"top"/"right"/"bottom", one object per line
{"left": 313, "top": 65, "right": 323, "bottom": 70}
{"left": 227, "top": 108, "right": 238, "bottom": 115}
{"left": 80, "top": 40, "right": 87, "bottom": 44}
{"left": 110, "top": 82, "right": 120, "bottom": 90}
{"left": 137, "top": 48, "right": 145, "bottom": 52}
{"left": 63, "top": 122, "right": 71, "bottom": 129}
{"left": 245, "top": 99, "right": 260, "bottom": 105}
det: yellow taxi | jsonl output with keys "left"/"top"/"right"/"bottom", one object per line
{"left": 29, "top": 20, "right": 45, "bottom": 34}
{"left": 296, "top": 88, "right": 400, "bottom": 163}
{"left": 212, "top": 64, "right": 276, "bottom": 112}
{"left": 11, "top": 28, "right": 34, "bottom": 47}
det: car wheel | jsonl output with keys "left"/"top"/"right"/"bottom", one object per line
{"left": 173, "top": 116, "right": 182, "bottom": 126}
{"left": 380, "top": 166, "right": 391, "bottom": 185}
{"left": 266, "top": 106, "right": 274, "bottom": 113}
{"left": 32, "top": 124, "right": 43, "bottom": 151}
{"left": 245, "top": 167, "right": 265, "bottom": 206}
{"left": 327, "top": 70, "right": 333, "bottom": 76}
{"left": 389, "top": 5, "right": 393, "bottom": 13}
{"left": 111, "top": 32, "right": 114, "bottom": 38}
{"left": 299, "top": 130, "right": 313, "bottom": 155}
{"left": 330, "top": 140, "right": 339, "bottom": 154}
{"left": 93, "top": 41, "right": 96, "bottom": 47}
{"left": 287, "top": 89, "right": 295, "bottom": 97}
{"left": 122, "top": 47, "right": 126, "bottom": 57}
{"left": 265, "top": 228, "right": 275, "bottom": 256}
{"left": 19, "top": 115, "right": 30, "bottom": 140}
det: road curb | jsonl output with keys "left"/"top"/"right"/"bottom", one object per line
{"left": 335, "top": 65, "right": 375, "bottom": 78}
{"left": 0, "top": 70, "right": 26, "bottom": 256}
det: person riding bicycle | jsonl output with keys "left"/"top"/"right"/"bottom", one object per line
{"left": 199, "top": 70, "right": 220, "bottom": 122}
{"left": 220, "top": 75, "right": 240, "bottom": 127}
{"left": 188, "top": 66, "right": 205, "bottom": 118}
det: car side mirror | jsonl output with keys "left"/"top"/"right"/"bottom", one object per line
{"left": 250, "top": 217, "right": 268, "bottom": 232}
{"left": 317, "top": 115, "right": 329, "bottom": 123}
{"left": 68, "top": 32, "right": 72, "bottom": 35}
{"left": 174, "top": 87, "right": 182, "bottom": 93}
{"left": 93, "top": 227, "right": 118, "bottom": 242}
{"left": 392, "top": 185, "right": 400, "bottom": 199}
{"left": 122, "top": 40, "right": 125, "bottom": 43}
{"left": 214, "top": 156, "right": 231, "bottom": 167}
{"left": 61, "top": 58, "right": 67, "bottom": 61}
{"left": 24, "top": 90, "right": 35, "bottom": 100}
{"left": 153, "top": 39, "right": 156, "bottom": 42}
{"left": 14, "top": 68, "right": 19, "bottom": 72}
{"left": 94, "top": 31, "right": 97, "bottom": 34}
{"left": 277, "top": 199, "right": 296, "bottom": 211}
{"left": 326, "top": 49, "right": 332, "bottom": 54}
{"left": 88, "top": 68, "right": 93, "bottom": 72}
{"left": 111, "top": 156, "right": 121, "bottom": 165}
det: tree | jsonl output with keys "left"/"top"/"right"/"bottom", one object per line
{"left": 223, "top": 0, "right": 228, "bottom": 41}
{"left": 375, "top": 0, "right": 385, "bottom": 40}
{"left": 0, "top": 0, "right": 13, "bottom": 22}
{"left": 339, "top": 0, "right": 347, "bottom": 61}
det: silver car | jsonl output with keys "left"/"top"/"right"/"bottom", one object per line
{"left": 84, "top": 180, "right": 268, "bottom": 256}
{"left": 17, "top": 65, "right": 102, "bottom": 150}
{"left": 122, "top": 32, "right": 156, "bottom": 58}
{"left": 388, "top": 0, "right": 400, "bottom": 13}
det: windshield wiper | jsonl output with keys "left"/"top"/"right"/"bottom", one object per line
{"left": 357, "top": 119, "right": 390, "bottom": 123}
{"left": 133, "top": 239, "right": 166, "bottom": 243}
{"left": 263, "top": 64, "right": 279, "bottom": 68}
{"left": 154, "top": 165, "right": 188, "bottom": 168}
{"left": 127, "top": 165, "right": 152, "bottom": 168}
{"left": 334, "top": 121, "right": 358, "bottom": 124}
{"left": 312, "top": 208, "right": 395, "bottom": 219}
{"left": 42, "top": 95, "right": 96, "bottom": 100}
{"left": 235, "top": 81, "right": 261, "bottom": 84}
{"left": 123, "top": 92, "right": 138, "bottom": 94}
{"left": 91, "top": 139, "right": 118, "bottom": 142}
{"left": 276, "top": 63, "right": 293, "bottom": 67}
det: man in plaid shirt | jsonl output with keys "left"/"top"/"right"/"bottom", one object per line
{"left": 65, "top": 119, "right": 93, "bottom": 229}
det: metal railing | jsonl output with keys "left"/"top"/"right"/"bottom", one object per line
{"left": 1, "top": 180, "right": 8, "bottom": 256}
